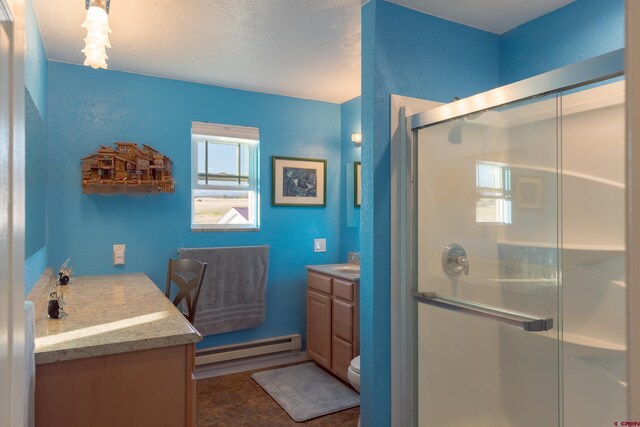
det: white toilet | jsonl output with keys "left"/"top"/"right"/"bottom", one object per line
{"left": 347, "top": 355, "right": 361, "bottom": 426}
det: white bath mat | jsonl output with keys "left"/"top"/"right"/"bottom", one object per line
{"left": 252, "top": 363, "right": 360, "bottom": 422}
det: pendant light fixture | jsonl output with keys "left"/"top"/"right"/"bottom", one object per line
{"left": 82, "top": 0, "right": 111, "bottom": 69}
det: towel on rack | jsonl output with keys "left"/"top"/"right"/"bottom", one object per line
{"left": 179, "top": 245, "right": 269, "bottom": 336}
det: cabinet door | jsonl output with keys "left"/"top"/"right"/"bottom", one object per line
{"left": 307, "top": 290, "right": 332, "bottom": 369}
{"left": 332, "top": 336, "right": 354, "bottom": 382}
{"left": 332, "top": 298, "right": 355, "bottom": 381}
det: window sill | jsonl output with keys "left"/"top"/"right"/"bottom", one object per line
{"left": 191, "top": 226, "right": 260, "bottom": 233}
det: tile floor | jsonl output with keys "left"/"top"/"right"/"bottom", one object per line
{"left": 196, "top": 364, "right": 360, "bottom": 426}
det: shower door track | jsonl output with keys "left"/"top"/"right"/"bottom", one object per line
{"left": 409, "top": 48, "right": 624, "bottom": 131}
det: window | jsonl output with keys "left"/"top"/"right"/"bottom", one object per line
{"left": 191, "top": 122, "right": 259, "bottom": 230}
{"left": 475, "top": 161, "right": 512, "bottom": 224}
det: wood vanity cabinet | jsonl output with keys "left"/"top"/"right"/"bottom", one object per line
{"left": 306, "top": 271, "right": 359, "bottom": 382}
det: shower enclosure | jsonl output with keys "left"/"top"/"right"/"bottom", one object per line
{"left": 400, "top": 50, "right": 627, "bottom": 426}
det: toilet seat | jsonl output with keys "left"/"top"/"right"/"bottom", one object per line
{"left": 350, "top": 355, "right": 360, "bottom": 374}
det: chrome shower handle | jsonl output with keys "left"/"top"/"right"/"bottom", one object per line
{"left": 458, "top": 256, "right": 469, "bottom": 276}
{"left": 442, "top": 244, "right": 469, "bottom": 277}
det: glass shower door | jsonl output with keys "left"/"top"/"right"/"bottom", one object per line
{"left": 415, "top": 94, "right": 561, "bottom": 427}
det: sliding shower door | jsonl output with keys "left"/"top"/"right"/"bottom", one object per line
{"left": 558, "top": 79, "right": 627, "bottom": 426}
{"left": 415, "top": 94, "right": 561, "bottom": 427}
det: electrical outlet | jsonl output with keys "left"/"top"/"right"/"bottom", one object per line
{"left": 314, "top": 238, "right": 326, "bottom": 253}
{"left": 113, "top": 244, "right": 126, "bottom": 266}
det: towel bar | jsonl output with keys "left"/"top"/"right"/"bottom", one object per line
{"left": 177, "top": 245, "right": 271, "bottom": 254}
{"left": 413, "top": 292, "right": 553, "bottom": 332}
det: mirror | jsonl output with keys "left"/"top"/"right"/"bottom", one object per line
{"left": 346, "top": 162, "right": 360, "bottom": 228}
{"left": 25, "top": 90, "right": 47, "bottom": 260}
{"left": 354, "top": 161, "right": 361, "bottom": 207}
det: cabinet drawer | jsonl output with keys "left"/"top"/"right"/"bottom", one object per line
{"left": 308, "top": 271, "right": 332, "bottom": 294}
{"left": 332, "top": 298, "right": 354, "bottom": 342}
{"left": 332, "top": 278, "right": 354, "bottom": 302}
{"left": 331, "top": 336, "right": 354, "bottom": 382}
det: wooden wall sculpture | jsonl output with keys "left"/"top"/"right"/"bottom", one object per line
{"left": 82, "top": 142, "right": 175, "bottom": 194}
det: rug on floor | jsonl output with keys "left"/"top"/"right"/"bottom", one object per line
{"left": 251, "top": 363, "right": 360, "bottom": 422}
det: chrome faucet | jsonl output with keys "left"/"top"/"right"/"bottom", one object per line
{"left": 350, "top": 252, "right": 360, "bottom": 265}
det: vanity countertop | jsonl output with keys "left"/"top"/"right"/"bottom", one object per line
{"left": 306, "top": 263, "right": 360, "bottom": 281}
{"left": 27, "top": 271, "right": 201, "bottom": 365}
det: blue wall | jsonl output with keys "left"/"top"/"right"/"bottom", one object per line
{"left": 46, "top": 62, "right": 342, "bottom": 349}
{"left": 340, "top": 96, "right": 361, "bottom": 261}
{"left": 360, "top": 2, "right": 377, "bottom": 421}
{"left": 500, "top": 0, "right": 624, "bottom": 84}
{"left": 360, "top": 1, "right": 500, "bottom": 424}
{"left": 24, "top": 0, "right": 48, "bottom": 294}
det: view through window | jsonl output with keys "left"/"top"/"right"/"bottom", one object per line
{"left": 476, "top": 161, "right": 512, "bottom": 224}
{"left": 191, "top": 122, "right": 259, "bottom": 230}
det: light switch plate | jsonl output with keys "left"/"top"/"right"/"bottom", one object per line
{"left": 113, "top": 244, "right": 125, "bottom": 266}
{"left": 314, "top": 238, "right": 326, "bottom": 253}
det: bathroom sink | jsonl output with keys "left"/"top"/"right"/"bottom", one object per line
{"left": 306, "top": 263, "right": 360, "bottom": 279}
{"left": 330, "top": 265, "right": 360, "bottom": 274}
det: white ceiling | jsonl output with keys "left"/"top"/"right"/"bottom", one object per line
{"left": 33, "top": 0, "right": 573, "bottom": 104}
{"left": 386, "top": 0, "right": 575, "bottom": 34}
{"left": 33, "top": 0, "right": 362, "bottom": 104}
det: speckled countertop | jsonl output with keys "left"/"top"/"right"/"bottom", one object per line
{"left": 306, "top": 263, "right": 360, "bottom": 281}
{"left": 27, "top": 271, "right": 201, "bottom": 365}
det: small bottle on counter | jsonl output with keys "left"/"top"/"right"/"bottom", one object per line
{"left": 47, "top": 298, "right": 60, "bottom": 319}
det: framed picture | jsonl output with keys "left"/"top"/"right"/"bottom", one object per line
{"left": 514, "top": 176, "right": 543, "bottom": 209}
{"left": 354, "top": 161, "right": 361, "bottom": 207}
{"left": 272, "top": 156, "right": 327, "bottom": 206}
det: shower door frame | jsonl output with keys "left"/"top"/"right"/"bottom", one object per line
{"left": 395, "top": 49, "right": 625, "bottom": 426}
{"left": 626, "top": 2, "right": 640, "bottom": 418}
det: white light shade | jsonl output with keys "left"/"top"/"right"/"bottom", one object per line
{"left": 81, "top": 5, "right": 111, "bottom": 69}
{"left": 351, "top": 132, "right": 362, "bottom": 146}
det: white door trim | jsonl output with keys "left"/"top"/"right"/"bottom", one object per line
{"left": 625, "top": 0, "right": 640, "bottom": 419}
{"left": 0, "top": 0, "right": 26, "bottom": 426}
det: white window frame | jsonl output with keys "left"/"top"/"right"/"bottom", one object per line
{"left": 475, "top": 161, "right": 512, "bottom": 225}
{"left": 191, "top": 122, "right": 260, "bottom": 231}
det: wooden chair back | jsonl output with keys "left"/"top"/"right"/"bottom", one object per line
{"left": 165, "top": 258, "right": 207, "bottom": 324}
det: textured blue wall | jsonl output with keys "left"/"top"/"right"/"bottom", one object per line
{"left": 24, "top": 0, "right": 47, "bottom": 117}
{"left": 24, "top": 0, "right": 48, "bottom": 294}
{"left": 340, "top": 96, "right": 361, "bottom": 261}
{"left": 500, "top": 0, "right": 624, "bottom": 84}
{"left": 47, "top": 62, "right": 342, "bottom": 348}
{"left": 360, "top": 2, "right": 377, "bottom": 423}
{"left": 360, "top": 1, "right": 500, "bottom": 424}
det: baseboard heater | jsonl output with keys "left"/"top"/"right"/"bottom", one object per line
{"left": 195, "top": 334, "right": 302, "bottom": 366}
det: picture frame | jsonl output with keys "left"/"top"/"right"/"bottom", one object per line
{"left": 514, "top": 176, "right": 543, "bottom": 209}
{"left": 354, "top": 161, "right": 361, "bottom": 207}
{"left": 272, "top": 156, "right": 327, "bottom": 206}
